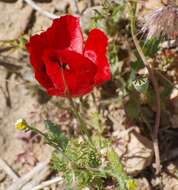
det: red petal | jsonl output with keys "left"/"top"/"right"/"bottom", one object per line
{"left": 84, "top": 29, "right": 108, "bottom": 56}
{"left": 26, "top": 33, "right": 47, "bottom": 69}
{"left": 93, "top": 55, "right": 110, "bottom": 85}
{"left": 47, "top": 88, "right": 64, "bottom": 96}
{"left": 84, "top": 29, "right": 110, "bottom": 85}
{"left": 43, "top": 50, "right": 97, "bottom": 97}
{"left": 42, "top": 50, "right": 66, "bottom": 94}
{"left": 58, "top": 50, "right": 97, "bottom": 96}
{"left": 26, "top": 33, "right": 54, "bottom": 89}
{"left": 46, "top": 15, "right": 84, "bottom": 53}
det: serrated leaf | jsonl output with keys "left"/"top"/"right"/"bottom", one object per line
{"left": 133, "top": 77, "right": 149, "bottom": 94}
{"left": 90, "top": 112, "right": 103, "bottom": 133}
{"left": 107, "top": 149, "right": 136, "bottom": 190}
{"left": 107, "top": 149, "right": 124, "bottom": 174}
{"left": 107, "top": 149, "right": 127, "bottom": 190}
{"left": 64, "top": 171, "right": 75, "bottom": 190}
{"left": 65, "top": 139, "right": 101, "bottom": 168}
{"left": 92, "top": 135, "right": 111, "bottom": 149}
{"left": 51, "top": 151, "right": 67, "bottom": 172}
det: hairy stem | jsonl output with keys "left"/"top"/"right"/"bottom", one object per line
{"left": 68, "top": 97, "right": 91, "bottom": 138}
{"left": 27, "top": 125, "right": 77, "bottom": 165}
{"left": 129, "top": 3, "right": 161, "bottom": 174}
{"left": 60, "top": 67, "right": 92, "bottom": 145}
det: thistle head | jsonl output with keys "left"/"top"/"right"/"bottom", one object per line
{"left": 141, "top": 3, "right": 178, "bottom": 40}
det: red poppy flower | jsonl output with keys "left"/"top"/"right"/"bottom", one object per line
{"left": 26, "top": 15, "right": 110, "bottom": 97}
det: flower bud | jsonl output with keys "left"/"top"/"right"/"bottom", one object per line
{"left": 15, "top": 119, "right": 28, "bottom": 130}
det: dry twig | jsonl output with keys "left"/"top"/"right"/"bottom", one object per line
{"left": 23, "top": 0, "right": 58, "bottom": 19}
{"left": 21, "top": 165, "right": 51, "bottom": 190}
{"left": 32, "top": 176, "right": 63, "bottom": 190}
{"left": 0, "top": 158, "right": 19, "bottom": 181}
{"left": 7, "top": 160, "right": 49, "bottom": 190}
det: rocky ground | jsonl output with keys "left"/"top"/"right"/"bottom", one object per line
{"left": 0, "top": 0, "right": 178, "bottom": 190}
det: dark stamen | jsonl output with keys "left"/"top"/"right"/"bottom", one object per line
{"left": 60, "top": 63, "right": 67, "bottom": 69}
{"left": 49, "top": 55, "right": 70, "bottom": 70}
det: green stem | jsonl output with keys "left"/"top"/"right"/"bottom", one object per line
{"left": 68, "top": 97, "right": 93, "bottom": 146}
{"left": 27, "top": 125, "right": 73, "bottom": 163}
{"left": 60, "top": 63, "right": 92, "bottom": 145}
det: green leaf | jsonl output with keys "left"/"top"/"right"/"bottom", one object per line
{"left": 111, "top": 3, "right": 125, "bottom": 23}
{"left": 65, "top": 139, "right": 101, "bottom": 168}
{"left": 92, "top": 135, "right": 111, "bottom": 149}
{"left": 160, "top": 76, "right": 173, "bottom": 99}
{"left": 127, "top": 69, "right": 136, "bottom": 90}
{"left": 125, "top": 97, "right": 140, "bottom": 120}
{"left": 133, "top": 77, "right": 149, "bottom": 94}
{"left": 131, "top": 59, "right": 144, "bottom": 71}
{"left": 44, "top": 120, "right": 68, "bottom": 150}
{"left": 107, "top": 149, "right": 136, "bottom": 190}
{"left": 90, "top": 112, "right": 103, "bottom": 133}
{"left": 64, "top": 171, "right": 75, "bottom": 190}
{"left": 107, "top": 149, "right": 126, "bottom": 190}
{"left": 18, "top": 35, "right": 27, "bottom": 49}
{"left": 107, "top": 149, "right": 124, "bottom": 174}
{"left": 51, "top": 151, "right": 67, "bottom": 172}
{"left": 143, "top": 38, "right": 160, "bottom": 58}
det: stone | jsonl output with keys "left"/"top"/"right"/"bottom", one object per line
{"left": 114, "top": 127, "right": 153, "bottom": 176}
{"left": 0, "top": 2, "right": 32, "bottom": 41}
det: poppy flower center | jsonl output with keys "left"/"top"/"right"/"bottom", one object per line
{"left": 49, "top": 54, "right": 70, "bottom": 70}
